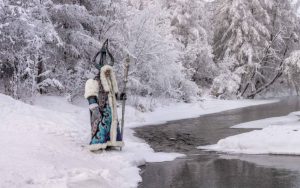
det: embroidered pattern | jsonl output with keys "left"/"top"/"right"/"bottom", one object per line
{"left": 88, "top": 73, "right": 123, "bottom": 149}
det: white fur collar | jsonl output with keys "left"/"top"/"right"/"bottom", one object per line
{"left": 100, "top": 65, "right": 119, "bottom": 93}
{"left": 100, "top": 65, "right": 119, "bottom": 144}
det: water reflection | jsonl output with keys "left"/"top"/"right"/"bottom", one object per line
{"left": 136, "top": 97, "right": 300, "bottom": 188}
{"left": 140, "top": 154, "right": 300, "bottom": 188}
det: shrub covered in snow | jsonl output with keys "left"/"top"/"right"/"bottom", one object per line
{"left": 284, "top": 50, "right": 300, "bottom": 95}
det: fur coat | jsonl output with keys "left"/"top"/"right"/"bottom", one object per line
{"left": 84, "top": 65, "right": 123, "bottom": 150}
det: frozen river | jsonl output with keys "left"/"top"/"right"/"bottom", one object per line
{"left": 135, "top": 97, "right": 300, "bottom": 188}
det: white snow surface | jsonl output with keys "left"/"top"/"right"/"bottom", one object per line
{"left": 200, "top": 111, "right": 300, "bottom": 155}
{"left": 232, "top": 111, "right": 300, "bottom": 129}
{"left": 0, "top": 94, "right": 275, "bottom": 188}
{"left": 126, "top": 98, "right": 278, "bottom": 128}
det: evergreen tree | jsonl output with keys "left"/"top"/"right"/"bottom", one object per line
{"left": 211, "top": 0, "right": 299, "bottom": 98}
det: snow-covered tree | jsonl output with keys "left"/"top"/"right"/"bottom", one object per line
{"left": 211, "top": 0, "right": 300, "bottom": 98}
{"left": 124, "top": 1, "right": 199, "bottom": 103}
{"left": 0, "top": 0, "right": 128, "bottom": 101}
{"left": 163, "top": 0, "right": 215, "bottom": 89}
{"left": 244, "top": 0, "right": 300, "bottom": 98}
{"left": 47, "top": 0, "right": 128, "bottom": 100}
{"left": 0, "top": 0, "right": 62, "bottom": 100}
{"left": 284, "top": 50, "right": 300, "bottom": 95}
{"left": 0, "top": 0, "right": 200, "bottom": 106}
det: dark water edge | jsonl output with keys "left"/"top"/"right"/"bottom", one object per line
{"left": 134, "top": 97, "right": 300, "bottom": 188}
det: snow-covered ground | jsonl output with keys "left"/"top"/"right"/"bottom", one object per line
{"left": 199, "top": 111, "right": 300, "bottom": 155}
{"left": 126, "top": 98, "right": 278, "bottom": 128}
{"left": 0, "top": 94, "right": 275, "bottom": 188}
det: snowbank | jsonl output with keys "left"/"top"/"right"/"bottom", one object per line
{"left": 0, "top": 94, "right": 182, "bottom": 188}
{"left": 126, "top": 98, "right": 278, "bottom": 128}
{"left": 231, "top": 111, "right": 300, "bottom": 129}
{"left": 0, "top": 94, "right": 276, "bottom": 188}
{"left": 199, "top": 111, "right": 300, "bottom": 155}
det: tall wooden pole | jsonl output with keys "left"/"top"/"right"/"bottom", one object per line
{"left": 120, "top": 54, "right": 130, "bottom": 151}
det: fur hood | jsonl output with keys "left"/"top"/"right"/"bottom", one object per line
{"left": 100, "top": 65, "right": 119, "bottom": 94}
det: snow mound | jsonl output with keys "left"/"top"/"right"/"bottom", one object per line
{"left": 0, "top": 94, "right": 182, "bottom": 188}
{"left": 199, "top": 112, "right": 300, "bottom": 155}
{"left": 232, "top": 111, "right": 300, "bottom": 129}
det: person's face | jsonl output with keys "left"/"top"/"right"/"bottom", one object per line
{"left": 105, "top": 70, "right": 110, "bottom": 77}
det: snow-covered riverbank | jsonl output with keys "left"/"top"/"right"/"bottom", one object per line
{"left": 200, "top": 110, "right": 300, "bottom": 155}
{"left": 0, "top": 94, "right": 275, "bottom": 188}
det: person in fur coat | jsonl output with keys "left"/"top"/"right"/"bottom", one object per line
{"left": 84, "top": 64, "right": 126, "bottom": 151}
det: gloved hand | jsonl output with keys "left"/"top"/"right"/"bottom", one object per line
{"left": 120, "top": 92, "right": 127, "bottom": 100}
{"left": 87, "top": 96, "right": 99, "bottom": 110}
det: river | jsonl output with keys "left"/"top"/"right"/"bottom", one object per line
{"left": 134, "top": 97, "right": 300, "bottom": 188}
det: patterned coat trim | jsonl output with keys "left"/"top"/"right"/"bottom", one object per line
{"left": 107, "top": 141, "right": 124, "bottom": 147}
{"left": 88, "top": 143, "right": 108, "bottom": 151}
{"left": 88, "top": 141, "right": 124, "bottom": 151}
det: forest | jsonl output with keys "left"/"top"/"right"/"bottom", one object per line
{"left": 1, "top": 0, "right": 300, "bottom": 109}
